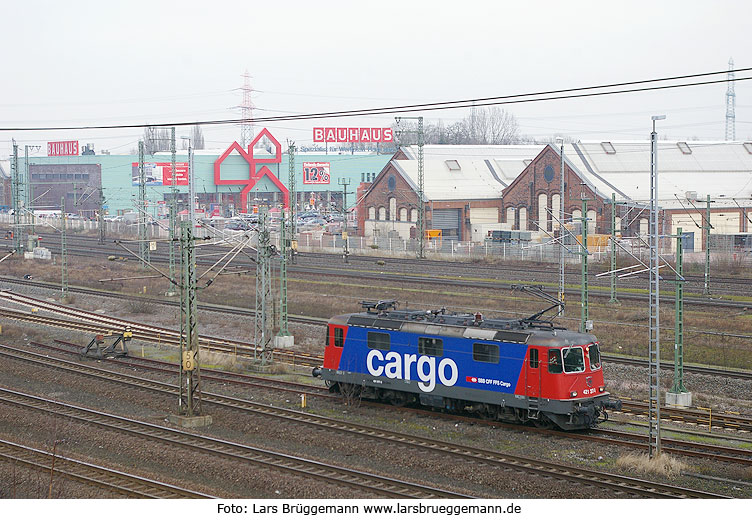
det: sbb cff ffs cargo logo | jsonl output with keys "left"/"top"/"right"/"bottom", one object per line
{"left": 313, "top": 127, "right": 393, "bottom": 143}
{"left": 47, "top": 141, "right": 79, "bottom": 156}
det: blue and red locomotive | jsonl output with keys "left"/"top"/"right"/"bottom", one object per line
{"left": 313, "top": 299, "right": 621, "bottom": 430}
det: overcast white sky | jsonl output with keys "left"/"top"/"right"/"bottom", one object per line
{"left": 1, "top": 0, "right": 751, "bottom": 158}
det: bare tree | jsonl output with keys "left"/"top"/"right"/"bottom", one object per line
{"left": 395, "top": 108, "right": 521, "bottom": 146}
{"left": 142, "top": 127, "right": 171, "bottom": 154}
{"left": 191, "top": 125, "right": 205, "bottom": 150}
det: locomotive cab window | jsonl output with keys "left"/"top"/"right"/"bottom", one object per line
{"left": 325, "top": 327, "right": 330, "bottom": 346}
{"left": 367, "top": 331, "right": 390, "bottom": 351}
{"left": 588, "top": 343, "right": 601, "bottom": 370}
{"left": 418, "top": 337, "right": 443, "bottom": 357}
{"left": 563, "top": 347, "right": 585, "bottom": 373}
{"left": 473, "top": 342, "right": 499, "bottom": 364}
{"left": 334, "top": 327, "right": 345, "bottom": 347}
{"left": 548, "top": 349, "right": 563, "bottom": 374}
{"left": 529, "top": 348, "right": 539, "bottom": 368}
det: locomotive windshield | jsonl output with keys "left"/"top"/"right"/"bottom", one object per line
{"left": 588, "top": 343, "right": 601, "bottom": 370}
{"left": 563, "top": 347, "right": 585, "bottom": 373}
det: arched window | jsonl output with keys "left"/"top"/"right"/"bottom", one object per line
{"left": 505, "top": 206, "right": 515, "bottom": 228}
{"left": 551, "top": 194, "right": 561, "bottom": 229}
{"left": 410, "top": 209, "right": 417, "bottom": 223}
{"left": 378, "top": 207, "right": 386, "bottom": 221}
{"left": 399, "top": 208, "right": 408, "bottom": 222}
{"left": 587, "top": 209, "right": 596, "bottom": 234}
{"left": 389, "top": 198, "right": 397, "bottom": 221}
{"left": 538, "top": 194, "right": 548, "bottom": 232}
{"left": 640, "top": 218, "right": 648, "bottom": 238}
{"left": 368, "top": 207, "right": 376, "bottom": 220}
{"left": 518, "top": 207, "right": 527, "bottom": 231}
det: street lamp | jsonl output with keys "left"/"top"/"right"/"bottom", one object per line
{"left": 181, "top": 136, "right": 196, "bottom": 227}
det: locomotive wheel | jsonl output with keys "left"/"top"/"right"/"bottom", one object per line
{"left": 389, "top": 391, "right": 410, "bottom": 407}
{"left": 534, "top": 415, "right": 554, "bottom": 429}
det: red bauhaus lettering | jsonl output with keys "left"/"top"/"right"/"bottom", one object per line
{"left": 313, "top": 128, "right": 325, "bottom": 142}
{"left": 325, "top": 128, "right": 337, "bottom": 142}
{"left": 359, "top": 128, "right": 371, "bottom": 142}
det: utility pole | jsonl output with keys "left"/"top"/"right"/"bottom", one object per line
{"left": 61, "top": 197, "right": 68, "bottom": 302}
{"left": 167, "top": 128, "right": 178, "bottom": 296}
{"left": 254, "top": 204, "right": 274, "bottom": 365}
{"left": 275, "top": 210, "right": 292, "bottom": 349}
{"left": 704, "top": 195, "right": 712, "bottom": 296}
{"left": 11, "top": 140, "right": 23, "bottom": 255}
{"left": 339, "top": 177, "right": 350, "bottom": 263}
{"left": 287, "top": 141, "right": 297, "bottom": 264}
{"left": 667, "top": 227, "right": 691, "bottom": 408}
{"left": 138, "top": 141, "right": 148, "bottom": 268}
{"left": 24, "top": 145, "right": 37, "bottom": 251}
{"left": 98, "top": 186, "right": 106, "bottom": 245}
{"left": 648, "top": 114, "right": 666, "bottom": 459}
{"left": 608, "top": 193, "right": 630, "bottom": 304}
{"left": 579, "top": 194, "right": 590, "bottom": 333}
{"left": 177, "top": 220, "right": 204, "bottom": 419}
{"left": 395, "top": 116, "right": 425, "bottom": 258}
{"left": 558, "top": 138, "right": 566, "bottom": 316}
{"left": 726, "top": 57, "right": 736, "bottom": 141}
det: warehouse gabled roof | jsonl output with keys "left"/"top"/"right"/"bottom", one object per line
{"left": 391, "top": 145, "right": 545, "bottom": 201}
{"left": 566, "top": 141, "right": 752, "bottom": 209}
{"left": 391, "top": 158, "right": 506, "bottom": 201}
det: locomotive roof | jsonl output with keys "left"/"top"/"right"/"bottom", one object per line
{"left": 331, "top": 308, "right": 596, "bottom": 347}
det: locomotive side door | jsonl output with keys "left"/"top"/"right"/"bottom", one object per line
{"left": 525, "top": 346, "right": 541, "bottom": 399}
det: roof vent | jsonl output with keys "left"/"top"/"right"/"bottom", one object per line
{"left": 445, "top": 160, "right": 460, "bottom": 171}
{"left": 744, "top": 142, "right": 752, "bottom": 154}
{"left": 685, "top": 191, "right": 698, "bottom": 201}
{"left": 677, "top": 142, "right": 692, "bottom": 154}
{"left": 600, "top": 142, "right": 616, "bottom": 154}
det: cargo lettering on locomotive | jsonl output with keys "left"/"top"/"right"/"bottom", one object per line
{"left": 366, "top": 349, "right": 458, "bottom": 392}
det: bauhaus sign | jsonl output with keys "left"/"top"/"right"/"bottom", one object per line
{"left": 313, "top": 127, "right": 393, "bottom": 143}
{"left": 47, "top": 141, "right": 79, "bottom": 156}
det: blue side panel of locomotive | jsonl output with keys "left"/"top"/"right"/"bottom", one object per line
{"left": 337, "top": 326, "right": 528, "bottom": 394}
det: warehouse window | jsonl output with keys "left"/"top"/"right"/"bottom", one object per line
{"left": 418, "top": 337, "right": 443, "bottom": 357}
{"left": 473, "top": 342, "right": 499, "bottom": 364}
{"left": 744, "top": 142, "right": 752, "bottom": 154}
{"left": 600, "top": 142, "right": 616, "bottom": 154}
{"left": 367, "top": 331, "right": 390, "bottom": 351}
{"left": 445, "top": 160, "right": 460, "bottom": 170}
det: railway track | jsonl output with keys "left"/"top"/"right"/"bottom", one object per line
{"left": 2, "top": 283, "right": 750, "bottom": 382}
{"left": 38, "top": 338, "right": 752, "bottom": 467}
{"left": 0, "top": 290, "right": 323, "bottom": 367}
{"left": 619, "top": 400, "right": 752, "bottom": 432}
{"left": 0, "top": 438, "right": 213, "bottom": 498}
{"left": 0, "top": 344, "right": 731, "bottom": 498}
{"left": 0, "top": 385, "right": 468, "bottom": 499}
{"left": 3, "top": 236, "right": 752, "bottom": 310}
{"left": 9, "top": 234, "right": 752, "bottom": 295}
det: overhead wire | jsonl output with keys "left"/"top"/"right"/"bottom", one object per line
{"left": 2, "top": 68, "right": 751, "bottom": 132}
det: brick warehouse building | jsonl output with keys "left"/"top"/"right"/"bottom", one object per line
{"left": 358, "top": 141, "right": 752, "bottom": 253}
{"left": 357, "top": 145, "right": 546, "bottom": 241}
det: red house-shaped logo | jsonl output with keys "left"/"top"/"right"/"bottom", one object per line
{"left": 213, "top": 128, "right": 289, "bottom": 213}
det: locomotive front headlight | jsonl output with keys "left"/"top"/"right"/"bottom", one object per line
{"left": 599, "top": 386, "right": 605, "bottom": 392}
{"left": 570, "top": 391, "right": 578, "bottom": 397}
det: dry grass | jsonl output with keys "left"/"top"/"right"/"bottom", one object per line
{"left": 615, "top": 452, "right": 687, "bottom": 478}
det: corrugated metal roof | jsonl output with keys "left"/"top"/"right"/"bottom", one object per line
{"left": 392, "top": 159, "right": 505, "bottom": 201}
{"left": 568, "top": 141, "right": 752, "bottom": 205}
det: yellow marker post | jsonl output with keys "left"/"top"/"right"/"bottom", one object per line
{"left": 300, "top": 394, "right": 307, "bottom": 408}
